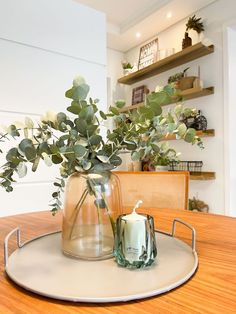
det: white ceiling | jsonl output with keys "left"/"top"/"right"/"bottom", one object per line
{"left": 76, "top": 0, "right": 216, "bottom": 52}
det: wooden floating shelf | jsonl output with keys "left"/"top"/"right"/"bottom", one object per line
{"left": 190, "top": 172, "right": 216, "bottom": 180}
{"left": 164, "top": 129, "right": 215, "bottom": 141}
{"left": 119, "top": 87, "right": 214, "bottom": 113}
{"left": 118, "top": 43, "right": 214, "bottom": 85}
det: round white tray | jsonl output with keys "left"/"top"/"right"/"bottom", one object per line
{"left": 4, "top": 219, "right": 198, "bottom": 303}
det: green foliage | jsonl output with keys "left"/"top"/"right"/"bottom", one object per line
{"left": 122, "top": 62, "right": 133, "bottom": 69}
{"left": 0, "top": 76, "right": 203, "bottom": 214}
{"left": 168, "top": 67, "right": 189, "bottom": 84}
{"left": 186, "top": 15, "right": 204, "bottom": 34}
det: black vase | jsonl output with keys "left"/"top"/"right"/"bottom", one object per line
{"left": 182, "top": 32, "right": 192, "bottom": 49}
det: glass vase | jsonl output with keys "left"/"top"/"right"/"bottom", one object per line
{"left": 62, "top": 171, "right": 122, "bottom": 260}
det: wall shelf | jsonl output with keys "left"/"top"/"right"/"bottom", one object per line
{"left": 118, "top": 43, "right": 214, "bottom": 85}
{"left": 164, "top": 129, "right": 215, "bottom": 141}
{"left": 190, "top": 172, "right": 216, "bottom": 180}
{"left": 119, "top": 87, "right": 214, "bottom": 113}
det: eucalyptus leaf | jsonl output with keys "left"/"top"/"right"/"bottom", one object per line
{"left": 73, "top": 144, "right": 87, "bottom": 158}
{"left": 32, "top": 156, "right": 40, "bottom": 172}
{"left": 6, "top": 148, "right": 19, "bottom": 162}
{"left": 25, "top": 146, "right": 37, "bottom": 161}
{"left": 131, "top": 151, "right": 140, "bottom": 161}
{"left": 57, "top": 112, "right": 67, "bottom": 123}
{"left": 73, "top": 84, "right": 90, "bottom": 100}
{"left": 178, "top": 123, "right": 187, "bottom": 137}
{"left": 25, "top": 117, "right": 34, "bottom": 129}
{"left": 42, "top": 153, "right": 53, "bottom": 167}
{"left": 80, "top": 105, "right": 94, "bottom": 122}
{"left": 67, "top": 105, "right": 81, "bottom": 115}
{"left": 89, "top": 135, "right": 102, "bottom": 146}
{"left": 99, "top": 111, "right": 107, "bottom": 120}
{"left": 97, "top": 155, "right": 109, "bottom": 163}
{"left": 109, "top": 106, "right": 120, "bottom": 115}
{"left": 75, "top": 118, "right": 88, "bottom": 136}
{"left": 52, "top": 154, "right": 63, "bottom": 164}
{"left": 184, "top": 128, "right": 196, "bottom": 143}
{"left": 16, "top": 162, "right": 27, "bottom": 178}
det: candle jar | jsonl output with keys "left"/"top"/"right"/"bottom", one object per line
{"left": 115, "top": 214, "right": 157, "bottom": 268}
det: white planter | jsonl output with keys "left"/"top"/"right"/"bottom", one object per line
{"left": 123, "top": 69, "right": 132, "bottom": 76}
{"left": 155, "top": 165, "right": 169, "bottom": 172}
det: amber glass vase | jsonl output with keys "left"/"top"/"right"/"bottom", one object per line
{"left": 62, "top": 171, "right": 122, "bottom": 260}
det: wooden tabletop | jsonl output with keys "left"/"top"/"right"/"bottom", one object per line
{"left": 0, "top": 209, "right": 236, "bottom": 314}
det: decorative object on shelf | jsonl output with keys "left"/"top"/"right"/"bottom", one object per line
{"left": 169, "top": 161, "right": 203, "bottom": 173}
{"left": 168, "top": 67, "right": 202, "bottom": 91}
{"left": 168, "top": 67, "right": 190, "bottom": 87}
{"left": 182, "top": 32, "right": 192, "bottom": 49}
{"left": 183, "top": 15, "right": 205, "bottom": 49}
{"left": 138, "top": 38, "right": 158, "bottom": 70}
{"left": 181, "top": 110, "right": 207, "bottom": 130}
{"left": 157, "top": 48, "right": 175, "bottom": 60}
{"left": 150, "top": 142, "right": 180, "bottom": 172}
{"left": 186, "top": 15, "right": 204, "bottom": 34}
{"left": 189, "top": 196, "right": 209, "bottom": 212}
{"left": 122, "top": 61, "right": 133, "bottom": 76}
{"left": 141, "top": 158, "right": 155, "bottom": 171}
{"left": 132, "top": 85, "right": 149, "bottom": 105}
{"left": 0, "top": 77, "right": 203, "bottom": 260}
{"left": 193, "top": 66, "right": 204, "bottom": 89}
{"left": 128, "top": 160, "right": 142, "bottom": 172}
{"left": 115, "top": 200, "right": 157, "bottom": 268}
{"left": 62, "top": 171, "right": 121, "bottom": 260}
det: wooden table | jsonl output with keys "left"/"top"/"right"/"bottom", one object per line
{"left": 0, "top": 209, "right": 236, "bottom": 314}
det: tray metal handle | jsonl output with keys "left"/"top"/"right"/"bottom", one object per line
{"left": 4, "top": 227, "right": 22, "bottom": 267}
{"left": 156, "top": 219, "right": 196, "bottom": 253}
{"left": 171, "top": 219, "right": 196, "bottom": 252}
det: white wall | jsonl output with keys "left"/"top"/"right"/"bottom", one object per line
{"left": 0, "top": 0, "right": 106, "bottom": 217}
{"left": 224, "top": 24, "right": 236, "bottom": 217}
{"left": 114, "top": 0, "right": 236, "bottom": 215}
{"left": 107, "top": 48, "right": 125, "bottom": 105}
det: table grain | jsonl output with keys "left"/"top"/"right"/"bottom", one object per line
{"left": 0, "top": 209, "right": 236, "bottom": 314}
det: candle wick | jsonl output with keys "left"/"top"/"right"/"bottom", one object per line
{"left": 132, "top": 200, "right": 143, "bottom": 214}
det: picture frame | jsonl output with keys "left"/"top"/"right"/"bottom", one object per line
{"left": 132, "top": 85, "right": 149, "bottom": 105}
{"left": 138, "top": 38, "right": 158, "bottom": 70}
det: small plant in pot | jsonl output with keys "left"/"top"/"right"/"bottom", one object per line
{"left": 168, "top": 67, "right": 196, "bottom": 90}
{"left": 0, "top": 77, "right": 203, "bottom": 260}
{"left": 121, "top": 61, "right": 133, "bottom": 76}
{"left": 149, "top": 143, "right": 180, "bottom": 171}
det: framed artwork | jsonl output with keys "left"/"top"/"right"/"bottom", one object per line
{"left": 132, "top": 85, "right": 149, "bottom": 105}
{"left": 138, "top": 38, "right": 158, "bottom": 70}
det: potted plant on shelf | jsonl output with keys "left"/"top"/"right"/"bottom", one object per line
{"left": 182, "top": 15, "right": 205, "bottom": 49}
{"left": 0, "top": 76, "right": 203, "bottom": 260}
{"left": 121, "top": 61, "right": 133, "bottom": 76}
{"left": 189, "top": 196, "right": 209, "bottom": 212}
{"left": 168, "top": 67, "right": 197, "bottom": 91}
{"left": 149, "top": 143, "right": 180, "bottom": 172}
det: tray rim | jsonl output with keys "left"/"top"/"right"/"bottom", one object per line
{"left": 4, "top": 219, "right": 198, "bottom": 303}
